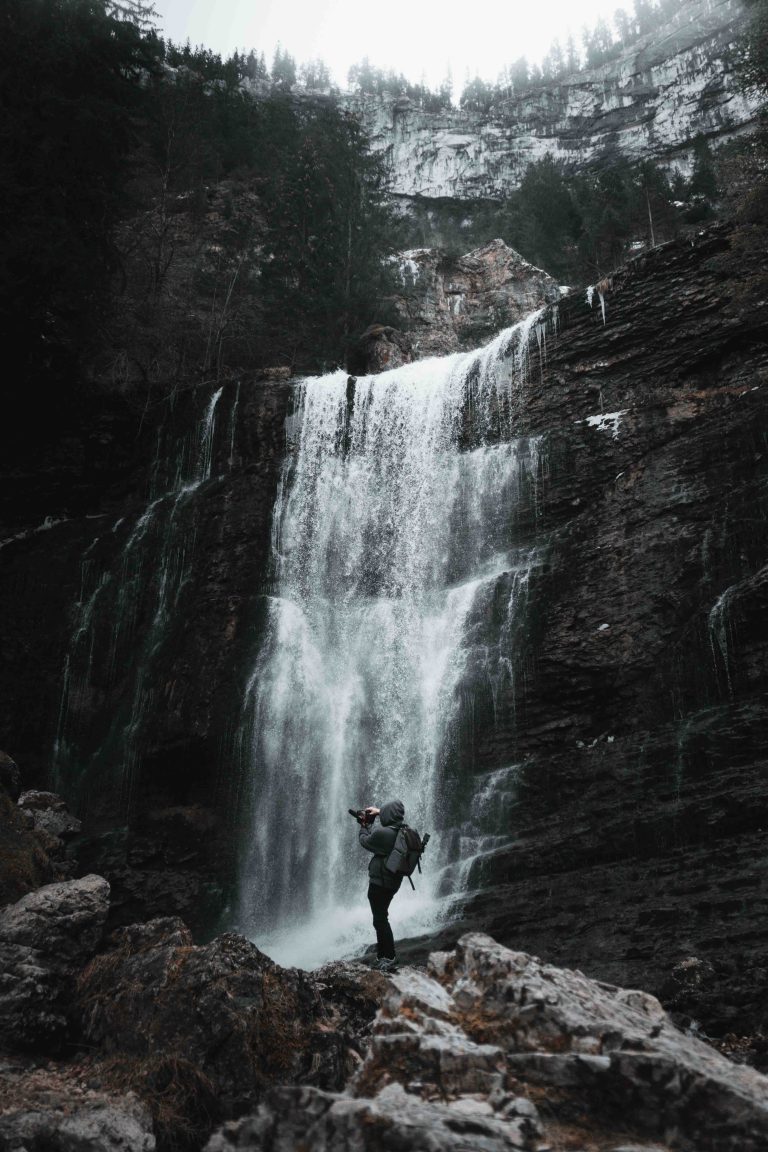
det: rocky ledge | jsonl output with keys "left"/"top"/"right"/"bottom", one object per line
{"left": 1, "top": 873, "right": 767, "bottom": 1151}
{"left": 207, "top": 932, "right": 768, "bottom": 1152}
{"left": 393, "top": 239, "right": 562, "bottom": 358}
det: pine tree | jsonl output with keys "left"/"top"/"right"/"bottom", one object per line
{"left": 594, "top": 18, "right": 614, "bottom": 60}
{"left": 510, "top": 56, "right": 529, "bottom": 89}
{"left": 688, "top": 135, "right": 719, "bottom": 201}
{"left": 272, "top": 44, "right": 296, "bottom": 89}
{"left": 439, "top": 65, "right": 453, "bottom": 108}
{"left": 513, "top": 156, "right": 581, "bottom": 278}
{"left": 259, "top": 102, "right": 401, "bottom": 370}
{"left": 550, "top": 40, "right": 565, "bottom": 78}
{"left": 633, "top": 0, "right": 654, "bottom": 35}
{"left": 565, "top": 33, "right": 580, "bottom": 73}
{"left": 737, "top": 0, "right": 768, "bottom": 98}
{"left": 108, "top": 0, "right": 157, "bottom": 30}
{"left": 582, "top": 26, "right": 598, "bottom": 67}
{"left": 614, "top": 7, "right": 632, "bottom": 43}
{"left": 0, "top": 0, "right": 159, "bottom": 386}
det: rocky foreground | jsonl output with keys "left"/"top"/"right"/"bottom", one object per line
{"left": 1, "top": 861, "right": 767, "bottom": 1152}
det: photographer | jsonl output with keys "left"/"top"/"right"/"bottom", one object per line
{"left": 357, "top": 798, "right": 405, "bottom": 973}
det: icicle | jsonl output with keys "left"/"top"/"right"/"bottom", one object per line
{"left": 229, "top": 381, "right": 241, "bottom": 469}
{"left": 709, "top": 586, "right": 736, "bottom": 696}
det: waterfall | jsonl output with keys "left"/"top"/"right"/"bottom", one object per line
{"left": 53, "top": 386, "right": 224, "bottom": 808}
{"left": 709, "top": 584, "right": 736, "bottom": 696}
{"left": 237, "top": 314, "right": 546, "bottom": 968}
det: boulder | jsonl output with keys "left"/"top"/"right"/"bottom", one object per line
{"left": 0, "top": 1056, "right": 154, "bottom": 1151}
{"left": 17, "top": 790, "right": 81, "bottom": 879}
{"left": 0, "top": 753, "right": 20, "bottom": 802}
{"left": 75, "top": 919, "right": 384, "bottom": 1121}
{"left": 17, "top": 791, "right": 81, "bottom": 843}
{"left": 204, "top": 1082, "right": 538, "bottom": 1151}
{"left": 347, "top": 325, "right": 414, "bottom": 375}
{"left": 0, "top": 875, "right": 109, "bottom": 1051}
{"left": 0, "top": 873, "right": 108, "bottom": 962}
{"left": 206, "top": 934, "right": 768, "bottom": 1152}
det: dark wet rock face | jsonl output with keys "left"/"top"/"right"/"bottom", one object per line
{"left": 0, "top": 754, "right": 63, "bottom": 908}
{"left": 0, "top": 753, "right": 20, "bottom": 803}
{"left": 427, "top": 221, "right": 768, "bottom": 1042}
{"left": 0, "top": 378, "right": 292, "bottom": 935}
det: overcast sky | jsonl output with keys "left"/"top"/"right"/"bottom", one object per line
{"left": 151, "top": 0, "right": 626, "bottom": 88}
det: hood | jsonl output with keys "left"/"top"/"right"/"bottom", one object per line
{"left": 379, "top": 799, "right": 405, "bottom": 828}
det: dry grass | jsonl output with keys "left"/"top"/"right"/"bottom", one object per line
{"left": 0, "top": 793, "right": 52, "bottom": 904}
{"left": 99, "top": 1053, "right": 216, "bottom": 1152}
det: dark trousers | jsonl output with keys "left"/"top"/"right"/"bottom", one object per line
{"left": 368, "top": 882, "right": 397, "bottom": 959}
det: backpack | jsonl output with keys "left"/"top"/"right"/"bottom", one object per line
{"left": 385, "top": 825, "right": 427, "bottom": 890}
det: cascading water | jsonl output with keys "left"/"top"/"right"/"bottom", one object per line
{"left": 237, "top": 312, "right": 548, "bottom": 968}
{"left": 53, "top": 387, "right": 224, "bottom": 808}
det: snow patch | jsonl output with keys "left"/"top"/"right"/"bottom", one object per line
{"left": 584, "top": 411, "right": 626, "bottom": 439}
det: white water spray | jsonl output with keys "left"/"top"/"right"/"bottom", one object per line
{"left": 238, "top": 315, "right": 546, "bottom": 968}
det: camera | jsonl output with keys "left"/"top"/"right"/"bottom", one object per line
{"left": 348, "top": 807, "right": 375, "bottom": 827}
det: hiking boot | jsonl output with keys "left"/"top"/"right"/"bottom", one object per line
{"left": 375, "top": 957, "right": 398, "bottom": 974}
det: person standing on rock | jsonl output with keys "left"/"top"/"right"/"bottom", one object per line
{"left": 358, "top": 799, "right": 405, "bottom": 973}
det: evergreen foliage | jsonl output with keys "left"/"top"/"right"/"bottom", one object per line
{"left": 509, "top": 155, "right": 683, "bottom": 280}
{"left": 400, "top": 153, "right": 692, "bottom": 283}
{"left": 259, "top": 101, "right": 400, "bottom": 366}
{"left": 729, "top": 0, "right": 768, "bottom": 220}
{"left": 1, "top": 0, "right": 401, "bottom": 395}
{"left": 736, "top": 0, "right": 768, "bottom": 100}
{"left": 346, "top": 57, "right": 453, "bottom": 110}
{"left": 0, "top": 0, "right": 159, "bottom": 381}
{"left": 466, "top": 0, "right": 698, "bottom": 105}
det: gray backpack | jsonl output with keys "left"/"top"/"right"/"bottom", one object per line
{"left": 385, "top": 825, "right": 427, "bottom": 889}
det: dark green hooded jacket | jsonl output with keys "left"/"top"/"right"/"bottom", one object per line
{"left": 359, "top": 799, "right": 405, "bottom": 890}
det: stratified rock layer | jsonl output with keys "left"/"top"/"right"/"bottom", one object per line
{"left": 349, "top": 0, "right": 757, "bottom": 202}
{"left": 442, "top": 221, "right": 768, "bottom": 1041}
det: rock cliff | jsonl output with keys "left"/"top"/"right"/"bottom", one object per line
{"left": 0, "top": 379, "right": 292, "bottom": 933}
{"left": 349, "top": 0, "right": 757, "bottom": 204}
{"left": 0, "top": 218, "right": 766, "bottom": 1044}
{"left": 428, "top": 220, "right": 768, "bottom": 1045}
